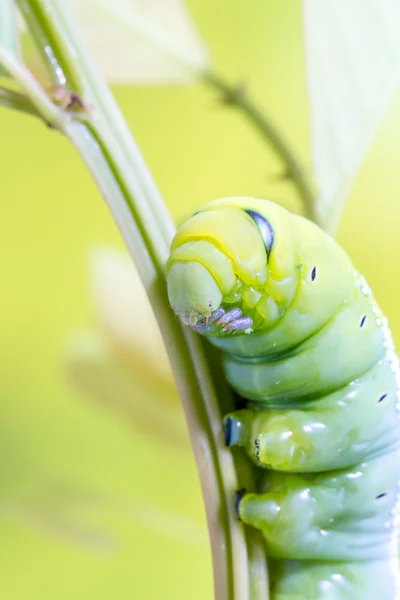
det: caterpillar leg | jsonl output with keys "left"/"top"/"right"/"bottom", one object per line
{"left": 236, "top": 451, "right": 399, "bottom": 562}
{"left": 270, "top": 559, "right": 400, "bottom": 600}
{"left": 223, "top": 359, "right": 400, "bottom": 472}
{"left": 236, "top": 479, "right": 333, "bottom": 561}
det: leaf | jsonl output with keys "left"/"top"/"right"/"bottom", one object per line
{"left": 65, "top": 331, "right": 188, "bottom": 448}
{"left": 0, "top": 0, "right": 21, "bottom": 75}
{"left": 89, "top": 246, "right": 173, "bottom": 385}
{"left": 67, "top": 0, "right": 210, "bottom": 83}
{"left": 17, "top": 0, "right": 209, "bottom": 83}
{"left": 1, "top": 480, "right": 207, "bottom": 550}
{"left": 303, "top": 0, "right": 400, "bottom": 233}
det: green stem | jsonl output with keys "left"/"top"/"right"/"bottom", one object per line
{"left": 12, "top": 1, "right": 269, "bottom": 599}
{"left": 204, "top": 72, "right": 317, "bottom": 223}
{"left": 0, "top": 44, "right": 63, "bottom": 126}
{"left": 0, "top": 86, "right": 41, "bottom": 118}
{"left": 0, "top": 0, "right": 21, "bottom": 75}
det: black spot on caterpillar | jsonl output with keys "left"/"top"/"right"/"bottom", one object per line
{"left": 166, "top": 197, "right": 400, "bottom": 599}
{"left": 311, "top": 266, "right": 317, "bottom": 281}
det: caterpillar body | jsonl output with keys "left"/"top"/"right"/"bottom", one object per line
{"left": 166, "top": 197, "right": 400, "bottom": 600}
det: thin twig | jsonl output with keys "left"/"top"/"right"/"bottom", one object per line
{"left": 0, "top": 86, "right": 38, "bottom": 116}
{"left": 0, "top": 44, "right": 64, "bottom": 127}
{"left": 204, "top": 72, "right": 317, "bottom": 222}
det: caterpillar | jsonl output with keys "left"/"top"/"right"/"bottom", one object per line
{"left": 166, "top": 197, "right": 400, "bottom": 600}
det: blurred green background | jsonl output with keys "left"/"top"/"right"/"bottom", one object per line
{"left": 1, "top": 1, "right": 400, "bottom": 598}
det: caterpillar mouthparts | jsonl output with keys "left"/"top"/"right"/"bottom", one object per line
{"left": 190, "top": 307, "right": 253, "bottom": 334}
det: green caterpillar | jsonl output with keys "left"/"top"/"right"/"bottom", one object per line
{"left": 166, "top": 197, "right": 400, "bottom": 599}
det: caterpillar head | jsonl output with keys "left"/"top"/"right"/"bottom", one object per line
{"left": 166, "top": 199, "right": 282, "bottom": 336}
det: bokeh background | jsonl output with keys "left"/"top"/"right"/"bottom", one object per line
{"left": 1, "top": 1, "right": 400, "bottom": 598}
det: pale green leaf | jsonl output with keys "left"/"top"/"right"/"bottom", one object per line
{"left": 65, "top": 331, "right": 187, "bottom": 448}
{"left": 303, "top": 0, "right": 400, "bottom": 233}
{"left": 0, "top": 0, "right": 21, "bottom": 75}
{"left": 67, "top": 0, "right": 210, "bottom": 83}
{"left": 89, "top": 246, "right": 173, "bottom": 384}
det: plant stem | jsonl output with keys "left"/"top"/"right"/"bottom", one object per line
{"left": 203, "top": 71, "right": 317, "bottom": 222}
{"left": 0, "top": 0, "right": 21, "bottom": 75}
{"left": 11, "top": 1, "right": 269, "bottom": 599}
{"left": 0, "top": 86, "right": 41, "bottom": 118}
{"left": 0, "top": 44, "right": 63, "bottom": 126}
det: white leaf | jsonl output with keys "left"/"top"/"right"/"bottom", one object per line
{"left": 68, "top": 0, "right": 210, "bottom": 84}
{"left": 0, "top": 0, "right": 21, "bottom": 75}
{"left": 303, "top": 0, "right": 400, "bottom": 233}
{"left": 89, "top": 246, "right": 173, "bottom": 384}
{"left": 65, "top": 331, "right": 189, "bottom": 449}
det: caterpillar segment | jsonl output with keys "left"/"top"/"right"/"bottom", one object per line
{"left": 166, "top": 197, "right": 400, "bottom": 599}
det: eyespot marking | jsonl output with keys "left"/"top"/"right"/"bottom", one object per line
{"left": 378, "top": 394, "right": 387, "bottom": 403}
{"left": 311, "top": 266, "right": 317, "bottom": 281}
{"left": 245, "top": 209, "right": 274, "bottom": 254}
{"left": 376, "top": 493, "right": 387, "bottom": 499}
{"left": 360, "top": 315, "right": 367, "bottom": 328}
